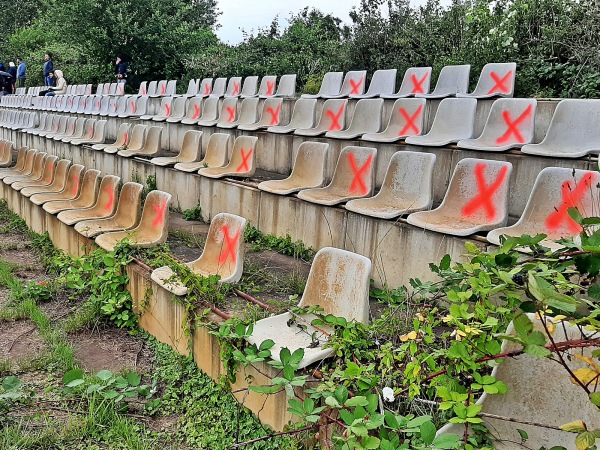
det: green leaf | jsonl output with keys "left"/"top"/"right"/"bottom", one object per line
{"left": 567, "top": 207, "right": 584, "bottom": 225}
{"left": 63, "top": 369, "right": 84, "bottom": 385}
{"left": 2, "top": 376, "right": 21, "bottom": 392}
{"left": 440, "top": 254, "right": 451, "bottom": 270}
{"left": 575, "top": 431, "right": 596, "bottom": 450}
{"left": 259, "top": 339, "right": 274, "bottom": 351}
{"left": 588, "top": 284, "right": 600, "bottom": 301}
{"left": 126, "top": 372, "right": 141, "bottom": 387}
{"left": 528, "top": 273, "right": 577, "bottom": 312}
{"left": 96, "top": 370, "right": 112, "bottom": 381}
{"left": 517, "top": 429, "right": 529, "bottom": 441}
{"left": 335, "top": 385, "right": 349, "bottom": 404}
{"left": 590, "top": 392, "right": 600, "bottom": 407}
{"left": 283, "top": 365, "right": 295, "bottom": 381}
{"left": 66, "top": 379, "right": 85, "bottom": 388}
{"left": 345, "top": 396, "right": 369, "bottom": 407}
{"left": 420, "top": 420, "right": 436, "bottom": 445}
{"left": 524, "top": 344, "right": 552, "bottom": 358}
{"left": 431, "top": 433, "right": 461, "bottom": 449}
{"left": 250, "top": 385, "right": 281, "bottom": 394}
{"left": 361, "top": 436, "right": 380, "bottom": 449}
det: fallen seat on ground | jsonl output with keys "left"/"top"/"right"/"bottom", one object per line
{"left": 407, "top": 158, "right": 512, "bottom": 236}
{"left": 381, "top": 67, "right": 432, "bottom": 99}
{"left": 42, "top": 169, "right": 101, "bottom": 214}
{"left": 345, "top": 151, "right": 436, "bottom": 219}
{"left": 95, "top": 190, "right": 172, "bottom": 251}
{"left": 361, "top": 98, "right": 427, "bottom": 143}
{"left": 28, "top": 163, "right": 84, "bottom": 204}
{"left": 267, "top": 98, "right": 317, "bottom": 134}
{"left": 325, "top": 98, "right": 383, "bottom": 139}
{"left": 457, "top": 98, "right": 537, "bottom": 151}
{"left": 405, "top": 98, "right": 477, "bottom": 146}
{"left": 456, "top": 62, "right": 517, "bottom": 98}
{"left": 237, "top": 98, "right": 284, "bottom": 131}
{"left": 350, "top": 69, "right": 397, "bottom": 99}
{"left": 11, "top": 155, "right": 58, "bottom": 191}
{"left": 297, "top": 146, "right": 377, "bottom": 206}
{"left": 294, "top": 99, "right": 347, "bottom": 136}
{"left": 198, "top": 135, "right": 258, "bottom": 179}
{"left": 487, "top": 167, "right": 599, "bottom": 251}
{"left": 151, "top": 213, "right": 247, "bottom": 295}
{"left": 258, "top": 142, "right": 329, "bottom": 195}
{"left": 174, "top": 133, "right": 230, "bottom": 173}
{"left": 151, "top": 130, "right": 202, "bottom": 166}
{"left": 322, "top": 70, "right": 367, "bottom": 98}
{"left": 57, "top": 175, "right": 120, "bottom": 225}
{"left": 92, "top": 123, "right": 130, "bottom": 151}
{"left": 245, "top": 247, "right": 371, "bottom": 369}
{"left": 75, "top": 182, "right": 144, "bottom": 238}
{"left": 216, "top": 97, "right": 259, "bottom": 129}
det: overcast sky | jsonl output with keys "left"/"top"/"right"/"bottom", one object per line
{"left": 215, "top": 0, "right": 364, "bottom": 44}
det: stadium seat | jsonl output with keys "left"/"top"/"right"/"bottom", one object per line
{"left": 216, "top": 97, "right": 259, "bottom": 129}
{"left": 326, "top": 98, "right": 383, "bottom": 139}
{"left": 416, "top": 65, "right": 471, "bottom": 99}
{"left": 322, "top": 70, "right": 367, "bottom": 98}
{"left": 198, "top": 135, "right": 258, "bottom": 179}
{"left": 456, "top": 62, "right": 516, "bottom": 99}
{"left": 29, "top": 164, "right": 86, "bottom": 205}
{"left": 42, "top": 169, "right": 101, "bottom": 214}
{"left": 57, "top": 175, "right": 121, "bottom": 225}
{"left": 118, "top": 126, "right": 163, "bottom": 158}
{"left": 351, "top": 69, "right": 397, "bottom": 99}
{"left": 294, "top": 99, "right": 347, "bottom": 137}
{"left": 107, "top": 124, "right": 146, "bottom": 154}
{"left": 301, "top": 72, "right": 344, "bottom": 99}
{"left": 175, "top": 133, "right": 230, "bottom": 173}
{"left": 267, "top": 98, "right": 317, "bottom": 134}
{"left": 361, "top": 98, "right": 426, "bottom": 143}
{"left": 238, "top": 98, "right": 284, "bottom": 131}
{"left": 381, "top": 67, "right": 432, "bottom": 99}
{"left": 151, "top": 130, "right": 202, "bottom": 166}
{"left": 199, "top": 97, "right": 237, "bottom": 127}
{"left": 92, "top": 123, "right": 130, "bottom": 151}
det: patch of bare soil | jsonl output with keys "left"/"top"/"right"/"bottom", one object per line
{"left": 0, "top": 288, "right": 10, "bottom": 307}
{"left": 0, "top": 233, "right": 28, "bottom": 245}
{"left": 0, "top": 318, "right": 46, "bottom": 361}
{"left": 38, "top": 292, "right": 75, "bottom": 321}
{"left": 250, "top": 249, "right": 311, "bottom": 278}
{"left": 1, "top": 247, "right": 40, "bottom": 267}
{"left": 70, "top": 327, "right": 154, "bottom": 375}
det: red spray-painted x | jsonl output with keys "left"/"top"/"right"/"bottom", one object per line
{"left": 152, "top": 200, "right": 167, "bottom": 227}
{"left": 232, "top": 82, "right": 240, "bottom": 95}
{"left": 348, "top": 153, "right": 373, "bottom": 195}
{"left": 496, "top": 104, "right": 533, "bottom": 145}
{"left": 236, "top": 148, "right": 253, "bottom": 172}
{"left": 266, "top": 81, "right": 275, "bottom": 96}
{"left": 266, "top": 104, "right": 281, "bottom": 125}
{"left": 192, "top": 104, "right": 201, "bottom": 120}
{"left": 226, "top": 106, "right": 236, "bottom": 122}
{"left": 461, "top": 163, "right": 509, "bottom": 220}
{"left": 487, "top": 71, "right": 513, "bottom": 95}
{"left": 411, "top": 73, "right": 429, "bottom": 94}
{"left": 546, "top": 172, "right": 594, "bottom": 234}
{"left": 326, "top": 105, "right": 344, "bottom": 131}
{"left": 398, "top": 105, "right": 423, "bottom": 136}
{"left": 349, "top": 78, "right": 363, "bottom": 95}
{"left": 218, "top": 225, "right": 240, "bottom": 265}
{"left": 104, "top": 186, "right": 115, "bottom": 212}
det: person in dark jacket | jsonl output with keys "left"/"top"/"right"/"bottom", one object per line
{"left": 43, "top": 52, "right": 54, "bottom": 86}
{"left": 115, "top": 55, "right": 128, "bottom": 85}
{"left": 8, "top": 62, "right": 17, "bottom": 80}
{"left": 16, "top": 58, "right": 26, "bottom": 88}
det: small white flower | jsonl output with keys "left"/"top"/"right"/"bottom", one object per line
{"left": 382, "top": 387, "right": 395, "bottom": 402}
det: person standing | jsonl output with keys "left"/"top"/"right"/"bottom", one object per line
{"left": 43, "top": 52, "right": 54, "bottom": 86}
{"left": 16, "top": 58, "right": 26, "bottom": 88}
{"left": 115, "top": 55, "right": 128, "bottom": 85}
{"left": 8, "top": 62, "right": 16, "bottom": 93}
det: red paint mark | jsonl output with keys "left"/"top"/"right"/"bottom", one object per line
{"left": 69, "top": 99, "right": 73, "bottom": 106}
{"left": 226, "top": 106, "right": 236, "bottom": 122}
{"left": 71, "top": 123, "right": 75, "bottom": 133}
{"left": 411, "top": 73, "right": 429, "bottom": 94}
{"left": 123, "top": 132, "right": 129, "bottom": 145}
{"left": 160, "top": 84, "right": 166, "bottom": 95}
{"left": 349, "top": 78, "right": 364, "bottom": 95}
{"left": 326, "top": 105, "right": 344, "bottom": 131}
{"left": 204, "top": 84, "right": 211, "bottom": 95}
{"left": 348, "top": 153, "right": 373, "bottom": 195}
{"left": 97, "top": 101, "right": 101, "bottom": 109}
{"left": 87, "top": 86, "right": 91, "bottom": 94}
{"left": 266, "top": 104, "right": 281, "bottom": 125}
{"left": 165, "top": 103, "right": 171, "bottom": 116}
{"left": 398, "top": 105, "right": 423, "bottom": 136}
{"left": 192, "top": 104, "right": 201, "bottom": 120}
{"left": 218, "top": 225, "right": 241, "bottom": 265}
{"left": 266, "top": 81, "right": 275, "bottom": 96}
{"left": 113, "top": 102, "right": 117, "bottom": 111}
{"left": 488, "top": 71, "right": 513, "bottom": 95}
{"left": 152, "top": 200, "right": 167, "bottom": 227}
{"left": 131, "top": 101, "right": 136, "bottom": 113}
{"left": 88, "top": 125, "right": 94, "bottom": 138}
{"left": 232, "top": 82, "right": 240, "bottom": 95}
{"left": 104, "top": 186, "right": 115, "bottom": 212}
{"left": 142, "top": 86, "right": 147, "bottom": 95}
{"left": 461, "top": 163, "right": 509, "bottom": 220}
{"left": 105, "top": 85, "right": 109, "bottom": 94}
{"left": 236, "top": 148, "right": 253, "bottom": 172}
{"left": 119, "top": 84, "right": 124, "bottom": 94}
{"left": 72, "top": 175, "right": 80, "bottom": 195}
{"left": 546, "top": 173, "right": 594, "bottom": 234}
{"left": 496, "top": 104, "right": 533, "bottom": 145}
{"left": 46, "top": 164, "right": 53, "bottom": 182}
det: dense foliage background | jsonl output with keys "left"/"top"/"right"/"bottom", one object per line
{"left": 1, "top": 0, "right": 599, "bottom": 97}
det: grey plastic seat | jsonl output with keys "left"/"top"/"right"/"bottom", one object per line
{"left": 322, "top": 71, "right": 368, "bottom": 98}
{"left": 145, "top": 80, "right": 158, "bottom": 96}
{"left": 92, "top": 123, "right": 130, "bottom": 151}
{"left": 108, "top": 83, "right": 118, "bottom": 95}
{"left": 521, "top": 99, "right": 600, "bottom": 158}
{"left": 298, "top": 146, "right": 377, "bottom": 206}
{"left": 301, "top": 72, "right": 344, "bottom": 99}
{"left": 458, "top": 98, "right": 537, "bottom": 151}
{"left": 192, "top": 97, "right": 219, "bottom": 125}
{"left": 267, "top": 98, "right": 317, "bottom": 134}
{"left": 487, "top": 168, "right": 598, "bottom": 251}
{"left": 75, "top": 182, "right": 144, "bottom": 238}
{"left": 38, "top": 116, "right": 61, "bottom": 138}
{"left": 183, "top": 79, "right": 199, "bottom": 97}
{"left": 72, "top": 120, "right": 108, "bottom": 146}
{"left": 75, "top": 95, "right": 89, "bottom": 114}
{"left": 246, "top": 247, "right": 371, "bottom": 369}
{"left": 118, "top": 126, "right": 163, "bottom": 158}
{"left": 151, "top": 130, "right": 202, "bottom": 166}
{"left": 405, "top": 98, "right": 478, "bottom": 147}
{"left": 100, "top": 97, "right": 118, "bottom": 117}
{"left": 123, "top": 96, "right": 148, "bottom": 118}
{"left": 240, "top": 76, "right": 259, "bottom": 98}
{"left": 21, "top": 159, "right": 72, "bottom": 198}
{"left": 216, "top": 97, "right": 259, "bottom": 129}
{"left": 141, "top": 97, "right": 172, "bottom": 121}
{"left": 199, "top": 135, "right": 258, "bottom": 179}
{"left": 42, "top": 169, "right": 101, "bottom": 215}
{"left": 208, "top": 77, "right": 227, "bottom": 98}
{"left": 197, "top": 78, "right": 213, "bottom": 97}
{"left": 151, "top": 80, "right": 167, "bottom": 98}
{"left": 11, "top": 155, "right": 58, "bottom": 192}
{"left": 84, "top": 95, "right": 101, "bottom": 114}
{"left": 457, "top": 62, "right": 517, "bottom": 98}
{"left": 151, "top": 213, "right": 247, "bottom": 295}
{"left": 0, "top": 149, "right": 36, "bottom": 181}
{"left": 272, "top": 74, "right": 296, "bottom": 98}
{"left": 29, "top": 164, "right": 86, "bottom": 205}
{"left": 199, "top": 97, "right": 237, "bottom": 127}
{"left": 107, "top": 124, "right": 145, "bottom": 154}
{"left": 294, "top": 99, "right": 347, "bottom": 136}
{"left": 44, "top": 116, "right": 68, "bottom": 139}
{"left": 361, "top": 98, "right": 426, "bottom": 143}
{"left": 95, "top": 190, "right": 172, "bottom": 251}
{"left": 326, "top": 99, "right": 383, "bottom": 139}
{"left": 165, "top": 97, "right": 189, "bottom": 123}
{"left": 96, "top": 83, "right": 105, "bottom": 95}
{"left": 175, "top": 133, "right": 230, "bottom": 173}
{"left": 108, "top": 96, "right": 128, "bottom": 117}
{"left": 416, "top": 65, "right": 471, "bottom": 99}
{"left": 257, "top": 75, "right": 277, "bottom": 98}
{"left": 57, "top": 175, "right": 120, "bottom": 225}
{"left": 351, "top": 69, "right": 397, "bottom": 99}
{"left": 180, "top": 97, "right": 204, "bottom": 125}
{"left": 63, "top": 119, "right": 96, "bottom": 144}
{"left": 381, "top": 67, "right": 432, "bottom": 99}
{"left": 117, "top": 96, "right": 137, "bottom": 118}
{"left": 51, "top": 117, "right": 77, "bottom": 141}
{"left": 224, "top": 77, "right": 242, "bottom": 98}
{"left": 407, "top": 158, "right": 512, "bottom": 236}
{"left": 238, "top": 98, "right": 283, "bottom": 131}
{"left": 258, "top": 142, "right": 329, "bottom": 195}
{"left": 346, "top": 151, "right": 436, "bottom": 219}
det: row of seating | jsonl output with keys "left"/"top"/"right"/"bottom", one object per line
{"left": 0, "top": 146, "right": 171, "bottom": 250}
{"left": 26, "top": 84, "right": 94, "bottom": 97}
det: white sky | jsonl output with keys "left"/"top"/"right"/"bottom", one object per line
{"left": 215, "top": 0, "right": 364, "bottom": 44}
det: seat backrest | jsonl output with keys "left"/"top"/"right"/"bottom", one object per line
{"left": 385, "top": 98, "right": 427, "bottom": 137}
{"left": 64, "top": 117, "right": 77, "bottom": 137}
{"left": 199, "top": 97, "right": 219, "bottom": 121}
{"left": 428, "top": 65, "right": 471, "bottom": 96}
{"left": 185, "top": 97, "right": 203, "bottom": 121}
{"left": 21, "top": 150, "right": 37, "bottom": 174}
{"left": 201, "top": 133, "right": 231, "bottom": 167}
{"left": 179, "top": 130, "right": 203, "bottom": 161}
{"left": 71, "top": 169, "right": 101, "bottom": 208}
{"left": 108, "top": 83, "right": 118, "bottom": 95}
{"left": 328, "top": 146, "right": 377, "bottom": 197}
{"left": 136, "top": 190, "right": 172, "bottom": 243}
{"left": 39, "top": 155, "right": 59, "bottom": 184}
{"left": 275, "top": 74, "right": 296, "bottom": 97}
{"left": 224, "top": 77, "right": 242, "bottom": 97}
{"left": 55, "top": 116, "right": 69, "bottom": 135}
{"left": 287, "top": 141, "right": 329, "bottom": 187}
{"left": 156, "top": 80, "right": 167, "bottom": 96}
{"left": 217, "top": 98, "right": 238, "bottom": 123}
{"left": 165, "top": 80, "right": 176, "bottom": 96}
{"left": 227, "top": 135, "right": 258, "bottom": 174}
{"left": 159, "top": 97, "right": 174, "bottom": 117}
{"left": 471, "top": 62, "right": 517, "bottom": 97}
{"left": 284, "top": 98, "right": 317, "bottom": 129}
{"left": 96, "top": 83, "right": 105, "bottom": 95}
{"left": 210, "top": 77, "right": 227, "bottom": 97}
{"left": 12, "top": 147, "right": 28, "bottom": 171}
{"left": 198, "top": 78, "right": 213, "bottom": 96}
{"left": 99, "top": 97, "right": 111, "bottom": 114}
{"left": 421, "top": 97, "right": 477, "bottom": 139}
{"left": 240, "top": 76, "right": 258, "bottom": 97}
{"left": 128, "top": 124, "right": 147, "bottom": 150}
{"left": 113, "top": 182, "right": 144, "bottom": 228}
{"left": 185, "top": 79, "right": 199, "bottom": 96}
{"left": 258, "top": 75, "right": 277, "bottom": 96}
{"left": 138, "top": 81, "right": 148, "bottom": 96}
{"left": 397, "top": 67, "right": 432, "bottom": 96}
{"left": 317, "top": 99, "right": 347, "bottom": 132}
{"left": 132, "top": 96, "right": 148, "bottom": 115}
{"left": 146, "top": 80, "right": 158, "bottom": 96}
{"left": 114, "top": 123, "right": 131, "bottom": 148}
{"left": 63, "top": 164, "right": 86, "bottom": 196}
{"left": 142, "top": 126, "right": 163, "bottom": 154}
{"left": 259, "top": 98, "right": 283, "bottom": 126}
{"left": 339, "top": 70, "right": 368, "bottom": 96}
{"left": 317, "top": 72, "right": 343, "bottom": 97}
{"left": 357, "top": 69, "right": 397, "bottom": 97}
{"left": 30, "top": 152, "right": 47, "bottom": 179}
{"left": 344, "top": 99, "right": 383, "bottom": 133}
{"left": 299, "top": 247, "right": 371, "bottom": 324}
{"left": 93, "top": 175, "right": 121, "bottom": 215}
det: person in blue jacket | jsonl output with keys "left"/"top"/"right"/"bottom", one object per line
{"left": 115, "top": 55, "right": 128, "bottom": 85}
{"left": 16, "top": 58, "right": 26, "bottom": 88}
{"left": 43, "top": 52, "right": 54, "bottom": 86}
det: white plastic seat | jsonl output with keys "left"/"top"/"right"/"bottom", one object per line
{"left": 92, "top": 123, "right": 130, "bottom": 151}
{"left": 197, "top": 78, "right": 213, "bottom": 98}
{"left": 199, "top": 97, "right": 237, "bottom": 127}
{"left": 457, "top": 62, "right": 517, "bottom": 99}
{"left": 246, "top": 248, "right": 371, "bottom": 369}
{"left": 346, "top": 151, "right": 436, "bottom": 219}
{"left": 63, "top": 118, "right": 96, "bottom": 144}
{"left": 294, "top": 99, "right": 347, "bottom": 137}
{"left": 257, "top": 75, "right": 277, "bottom": 98}
{"left": 57, "top": 175, "right": 120, "bottom": 225}
{"left": 298, "top": 146, "right": 377, "bottom": 206}
{"left": 239, "top": 76, "right": 258, "bottom": 98}
{"left": 487, "top": 168, "right": 599, "bottom": 251}
{"left": 121, "top": 96, "right": 148, "bottom": 118}
{"left": 351, "top": 69, "right": 397, "bottom": 99}
{"left": 326, "top": 99, "right": 383, "bottom": 139}
{"left": 322, "top": 71, "right": 367, "bottom": 98}
{"left": 175, "top": 133, "right": 230, "bottom": 173}
{"left": 28, "top": 164, "right": 84, "bottom": 204}
{"left": 238, "top": 98, "right": 284, "bottom": 131}
{"left": 381, "top": 67, "right": 432, "bottom": 99}
{"left": 165, "top": 97, "right": 188, "bottom": 123}
{"left": 216, "top": 97, "right": 259, "bottom": 129}
{"left": 42, "top": 169, "right": 101, "bottom": 214}
{"left": 11, "top": 155, "right": 58, "bottom": 192}
{"left": 407, "top": 158, "right": 512, "bottom": 236}
{"left": 141, "top": 97, "right": 172, "bottom": 121}
{"left": 192, "top": 97, "right": 219, "bottom": 125}
{"left": 458, "top": 98, "right": 537, "bottom": 151}
{"left": 521, "top": 99, "right": 600, "bottom": 158}
{"left": 258, "top": 142, "right": 329, "bottom": 195}
{"left": 151, "top": 130, "right": 202, "bottom": 166}
{"left": 72, "top": 120, "right": 108, "bottom": 146}
{"left": 301, "top": 72, "right": 344, "bottom": 99}
{"left": 108, "top": 96, "right": 128, "bottom": 117}
{"left": 183, "top": 79, "right": 199, "bottom": 97}
{"left": 267, "top": 98, "right": 317, "bottom": 134}
{"left": 272, "top": 74, "right": 296, "bottom": 98}
{"left": 145, "top": 80, "right": 158, "bottom": 96}
{"left": 118, "top": 126, "right": 163, "bottom": 158}
{"left": 405, "top": 98, "right": 478, "bottom": 147}
{"left": 224, "top": 77, "right": 242, "bottom": 98}
{"left": 198, "top": 135, "right": 258, "bottom": 179}
{"left": 150, "top": 80, "right": 167, "bottom": 97}
{"left": 151, "top": 213, "right": 247, "bottom": 295}
{"left": 180, "top": 97, "right": 204, "bottom": 125}
{"left": 416, "top": 65, "right": 471, "bottom": 99}
{"left": 208, "top": 78, "right": 227, "bottom": 98}
{"left": 107, "top": 124, "right": 145, "bottom": 154}
{"left": 362, "top": 98, "right": 426, "bottom": 143}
